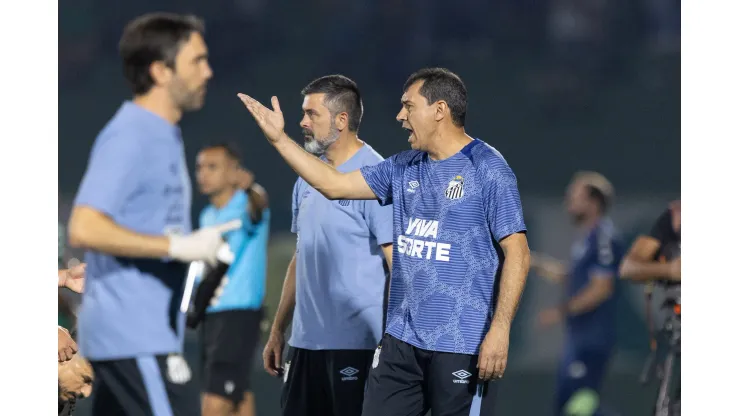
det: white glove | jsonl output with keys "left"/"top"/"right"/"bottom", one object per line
{"left": 168, "top": 220, "right": 241, "bottom": 265}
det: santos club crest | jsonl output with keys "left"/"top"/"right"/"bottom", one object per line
{"left": 445, "top": 175, "right": 464, "bottom": 200}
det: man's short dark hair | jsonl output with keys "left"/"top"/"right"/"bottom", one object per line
{"left": 119, "top": 13, "right": 205, "bottom": 95}
{"left": 202, "top": 142, "right": 242, "bottom": 164}
{"left": 586, "top": 186, "right": 609, "bottom": 213}
{"left": 573, "top": 171, "right": 614, "bottom": 214}
{"left": 301, "top": 75, "right": 363, "bottom": 132}
{"left": 403, "top": 68, "right": 467, "bottom": 127}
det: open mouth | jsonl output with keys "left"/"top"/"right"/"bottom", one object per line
{"left": 403, "top": 126, "right": 414, "bottom": 141}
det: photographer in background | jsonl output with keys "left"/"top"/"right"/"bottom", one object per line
{"left": 619, "top": 201, "right": 681, "bottom": 283}
{"left": 619, "top": 200, "right": 681, "bottom": 415}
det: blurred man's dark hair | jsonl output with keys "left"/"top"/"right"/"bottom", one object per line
{"left": 201, "top": 142, "right": 242, "bottom": 163}
{"left": 403, "top": 68, "right": 468, "bottom": 127}
{"left": 301, "top": 75, "right": 364, "bottom": 132}
{"left": 119, "top": 13, "right": 205, "bottom": 95}
{"left": 574, "top": 171, "right": 615, "bottom": 214}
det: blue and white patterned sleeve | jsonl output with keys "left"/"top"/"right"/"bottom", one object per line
{"left": 588, "top": 231, "right": 621, "bottom": 279}
{"left": 485, "top": 163, "right": 527, "bottom": 242}
{"left": 360, "top": 155, "right": 396, "bottom": 206}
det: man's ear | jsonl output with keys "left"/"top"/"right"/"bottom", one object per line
{"left": 149, "top": 61, "right": 173, "bottom": 87}
{"left": 434, "top": 100, "right": 448, "bottom": 122}
{"left": 334, "top": 112, "right": 349, "bottom": 131}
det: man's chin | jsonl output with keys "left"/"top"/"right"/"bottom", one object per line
{"left": 303, "top": 143, "right": 324, "bottom": 156}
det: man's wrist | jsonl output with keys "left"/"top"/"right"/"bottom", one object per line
{"left": 270, "top": 324, "right": 285, "bottom": 337}
{"left": 58, "top": 270, "right": 68, "bottom": 287}
{"left": 489, "top": 319, "right": 511, "bottom": 333}
{"left": 272, "top": 132, "right": 291, "bottom": 148}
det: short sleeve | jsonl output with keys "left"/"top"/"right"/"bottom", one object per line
{"left": 74, "top": 134, "right": 144, "bottom": 216}
{"left": 649, "top": 209, "right": 675, "bottom": 245}
{"left": 589, "top": 233, "right": 620, "bottom": 279}
{"left": 364, "top": 199, "right": 394, "bottom": 246}
{"left": 485, "top": 165, "right": 527, "bottom": 242}
{"left": 360, "top": 156, "right": 396, "bottom": 206}
{"left": 291, "top": 180, "right": 301, "bottom": 234}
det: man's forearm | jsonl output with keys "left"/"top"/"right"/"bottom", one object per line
{"left": 271, "top": 253, "right": 297, "bottom": 335}
{"left": 619, "top": 258, "right": 673, "bottom": 282}
{"left": 273, "top": 136, "right": 346, "bottom": 199}
{"left": 491, "top": 235, "right": 530, "bottom": 329}
{"left": 564, "top": 281, "right": 612, "bottom": 316}
{"left": 68, "top": 206, "right": 170, "bottom": 258}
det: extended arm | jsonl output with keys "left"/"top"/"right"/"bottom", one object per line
{"left": 238, "top": 94, "right": 377, "bottom": 200}
{"left": 530, "top": 252, "right": 567, "bottom": 284}
{"left": 274, "top": 139, "right": 377, "bottom": 200}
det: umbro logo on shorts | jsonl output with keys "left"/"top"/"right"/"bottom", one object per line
{"left": 340, "top": 367, "right": 359, "bottom": 381}
{"left": 452, "top": 369, "right": 472, "bottom": 384}
{"left": 224, "top": 380, "right": 235, "bottom": 394}
{"left": 166, "top": 354, "right": 192, "bottom": 385}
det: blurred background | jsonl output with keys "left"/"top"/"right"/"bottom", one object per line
{"left": 58, "top": 0, "right": 680, "bottom": 414}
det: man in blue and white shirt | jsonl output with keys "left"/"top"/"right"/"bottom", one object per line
{"left": 239, "top": 68, "right": 530, "bottom": 416}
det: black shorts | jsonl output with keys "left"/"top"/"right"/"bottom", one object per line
{"left": 363, "top": 334, "right": 499, "bottom": 416}
{"left": 201, "top": 309, "right": 263, "bottom": 404}
{"left": 281, "top": 346, "right": 374, "bottom": 416}
{"left": 90, "top": 354, "right": 198, "bottom": 416}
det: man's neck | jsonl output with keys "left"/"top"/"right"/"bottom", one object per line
{"left": 133, "top": 89, "right": 182, "bottom": 125}
{"left": 210, "top": 188, "right": 238, "bottom": 209}
{"left": 578, "top": 214, "right": 603, "bottom": 234}
{"left": 426, "top": 127, "right": 473, "bottom": 161}
{"left": 324, "top": 133, "right": 364, "bottom": 167}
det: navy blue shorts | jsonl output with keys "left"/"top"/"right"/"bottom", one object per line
{"left": 90, "top": 354, "right": 199, "bottom": 416}
{"left": 363, "top": 334, "right": 499, "bottom": 416}
{"left": 555, "top": 347, "right": 611, "bottom": 415}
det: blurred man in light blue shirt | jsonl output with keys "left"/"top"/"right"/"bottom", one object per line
{"left": 67, "top": 13, "right": 232, "bottom": 416}
{"left": 195, "top": 143, "right": 270, "bottom": 416}
{"left": 262, "top": 75, "right": 393, "bottom": 416}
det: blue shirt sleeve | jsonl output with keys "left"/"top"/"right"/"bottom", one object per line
{"left": 588, "top": 233, "right": 621, "bottom": 279}
{"left": 363, "top": 199, "right": 394, "bottom": 246}
{"left": 359, "top": 156, "right": 396, "bottom": 206}
{"left": 291, "top": 179, "right": 301, "bottom": 234}
{"left": 74, "top": 134, "right": 144, "bottom": 217}
{"left": 484, "top": 164, "right": 527, "bottom": 242}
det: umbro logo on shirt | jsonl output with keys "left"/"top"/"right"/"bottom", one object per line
{"left": 406, "top": 180, "right": 419, "bottom": 193}
{"left": 340, "top": 366, "right": 359, "bottom": 381}
{"left": 452, "top": 369, "right": 472, "bottom": 384}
